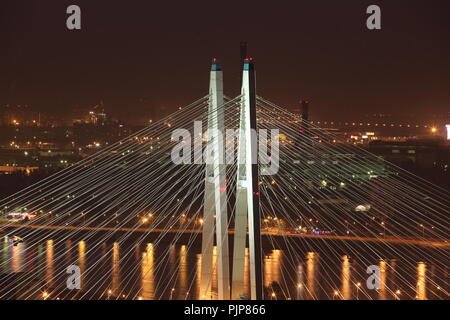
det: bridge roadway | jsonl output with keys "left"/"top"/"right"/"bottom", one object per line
{"left": 1, "top": 223, "right": 448, "bottom": 248}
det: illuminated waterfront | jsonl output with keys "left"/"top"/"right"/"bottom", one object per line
{"left": 1, "top": 239, "right": 447, "bottom": 300}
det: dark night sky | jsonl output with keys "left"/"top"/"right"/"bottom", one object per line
{"left": 1, "top": 0, "right": 449, "bottom": 123}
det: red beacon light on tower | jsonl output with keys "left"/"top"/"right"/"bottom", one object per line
{"left": 243, "top": 57, "right": 254, "bottom": 70}
{"left": 211, "top": 57, "right": 221, "bottom": 71}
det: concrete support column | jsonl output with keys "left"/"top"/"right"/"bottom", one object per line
{"left": 200, "top": 59, "right": 230, "bottom": 300}
{"left": 232, "top": 58, "right": 263, "bottom": 300}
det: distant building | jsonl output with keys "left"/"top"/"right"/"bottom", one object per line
{"left": 0, "top": 166, "right": 39, "bottom": 175}
{"left": 369, "top": 138, "right": 450, "bottom": 170}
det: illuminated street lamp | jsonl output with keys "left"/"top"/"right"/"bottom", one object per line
{"left": 381, "top": 221, "right": 386, "bottom": 237}
{"left": 333, "top": 290, "right": 339, "bottom": 300}
{"left": 355, "top": 282, "right": 361, "bottom": 300}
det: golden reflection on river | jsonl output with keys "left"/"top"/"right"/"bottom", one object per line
{"left": 10, "top": 242, "right": 24, "bottom": 273}
{"left": 45, "top": 240, "right": 54, "bottom": 287}
{"left": 0, "top": 240, "right": 445, "bottom": 300}
{"left": 111, "top": 242, "right": 120, "bottom": 296}
{"left": 141, "top": 243, "right": 155, "bottom": 300}
{"left": 341, "top": 255, "right": 351, "bottom": 300}
{"left": 416, "top": 262, "right": 427, "bottom": 300}
{"left": 264, "top": 249, "right": 282, "bottom": 288}
{"left": 378, "top": 260, "right": 387, "bottom": 300}
{"left": 177, "top": 245, "right": 188, "bottom": 299}
{"left": 77, "top": 241, "right": 86, "bottom": 291}
{"left": 306, "top": 252, "right": 319, "bottom": 300}
{"left": 296, "top": 263, "right": 305, "bottom": 300}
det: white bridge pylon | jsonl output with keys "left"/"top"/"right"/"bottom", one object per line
{"left": 200, "top": 58, "right": 263, "bottom": 300}
{"left": 200, "top": 59, "right": 230, "bottom": 300}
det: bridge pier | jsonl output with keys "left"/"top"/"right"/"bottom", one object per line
{"left": 232, "top": 58, "right": 263, "bottom": 300}
{"left": 200, "top": 59, "right": 230, "bottom": 300}
{"left": 201, "top": 57, "right": 262, "bottom": 300}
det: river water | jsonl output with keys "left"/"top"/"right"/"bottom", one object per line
{"left": 0, "top": 238, "right": 447, "bottom": 300}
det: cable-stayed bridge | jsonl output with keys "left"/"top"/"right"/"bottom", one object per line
{"left": 0, "top": 58, "right": 448, "bottom": 300}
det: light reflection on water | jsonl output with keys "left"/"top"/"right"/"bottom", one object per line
{"left": 141, "top": 243, "right": 155, "bottom": 300}
{"left": 306, "top": 251, "right": 318, "bottom": 299}
{"left": 111, "top": 242, "right": 120, "bottom": 296}
{"left": 0, "top": 239, "right": 447, "bottom": 300}
{"left": 341, "top": 255, "right": 351, "bottom": 300}
{"left": 46, "top": 240, "right": 54, "bottom": 287}
{"left": 417, "top": 262, "right": 427, "bottom": 300}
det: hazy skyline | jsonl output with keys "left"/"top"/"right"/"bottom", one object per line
{"left": 1, "top": 0, "right": 449, "bottom": 123}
